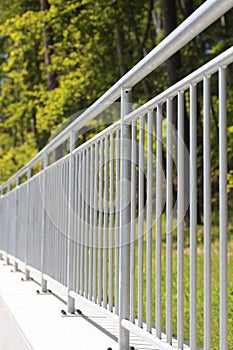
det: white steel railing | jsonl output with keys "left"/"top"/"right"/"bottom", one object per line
{"left": 0, "top": 1, "right": 233, "bottom": 349}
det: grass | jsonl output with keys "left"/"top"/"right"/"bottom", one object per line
{"left": 130, "top": 216, "right": 233, "bottom": 349}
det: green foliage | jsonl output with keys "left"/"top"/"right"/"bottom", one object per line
{"left": 0, "top": 138, "right": 37, "bottom": 182}
{"left": 0, "top": 0, "right": 163, "bottom": 184}
{"left": 1, "top": 1, "right": 231, "bottom": 185}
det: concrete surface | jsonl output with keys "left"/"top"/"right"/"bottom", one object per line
{"left": 0, "top": 259, "right": 118, "bottom": 350}
{"left": 0, "top": 258, "right": 159, "bottom": 350}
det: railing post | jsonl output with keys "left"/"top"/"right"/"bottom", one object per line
{"left": 0, "top": 187, "right": 2, "bottom": 261}
{"left": 25, "top": 168, "right": 32, "bottom": 280}
{"left": 119, "top": 87, "right": 132, "bottom": 350}
{"left": 67, "top": 131, "right": 76, "bottom": 313}
{"left": 0, "top": 187, "right": 3, "bottom": 261}
{"left": 6, "top": 184, "right": 11, "bottom": 265}
{"left": 41, "top": 154, "right": 48, "bottom": 292}
{"left": 14, "top": 177, "right": 20, "bottom": 272}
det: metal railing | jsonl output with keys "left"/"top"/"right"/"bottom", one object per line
{"left": 0, "top": 1, "right": 233, "bottom": 349}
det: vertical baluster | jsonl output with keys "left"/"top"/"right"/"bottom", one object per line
{"left": 115, "top": 129, "right": 120, "bottom": 314}
{"left": 98, "top": 140, "right": 104, "bottom": 305}
{"left": 6, "top": 184, "right": 11, "bottom": 265}
{"left": 203, "top": 76, "right": 211, "bottom": 350}
{"left": 156, "top": 105, "right": 163, "bottom": 338}
{"left": 73, "top": 156, "right": 77, "bottom": 291}
{"left": 58, "top": 165, "right": 62, "bottom": 283}
{"left": 109, "top": 133, "right": 114, "bottom": 311}
{"left": 103, "top": 136, "right": 109, "bottom": 308}
{"left": 190, "top": 84, "right": 197, "bottom": 349}
{"left": 146, "top": 110, "right": 153, "bottom": 332}
{"left": 25, "top": 168, "right": 32, "bottom": 280}
{"left": 84, "top": 148, "right": 90, "bottom": 297}
{"left": 67, "top": 131, "right": 76, "bottom": 313}
{"left": 138, "top": 115, "right": 145, "bottom": 328}
{"left": 93, "top": 142, "right": 99, "bottom": 302}
{"left": 66, "top": 160, "right": 70, "bottom": 285}
{"left": 219, "top": 66, "right": 228, "bottom": 350}
{"left": 166, "top": 98, "right": 173, "bottom": 344}
{"left": 61, "top": 163, "right": 65, "bottom": 283}
{"left": 60, "top": 164, "right": 64, "bottom": 283}
{"left": 80, "top": 151, "right": 86, "bottom": 295}
{"left": 177, "top": 91, "right": 184, "bottom": 349}
{"left": 130, "top": 120, "right": 136, "bottom": 323}
{"left": 89, "top": 145, "right": 94, "bottom": 300}
{"left": 41, "top": 154, "right": 49, "bottom": 292}
{"left": 14, "top": 178, "right": 20, "bottom": 272}
{"left": 76, "top": 152, "right": 82, "bottom": 294}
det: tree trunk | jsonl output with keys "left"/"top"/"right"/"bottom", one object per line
{"left": 162, "top": 0, "right": 191, "bottom": 225}
{"left": 178, "top": 0, "right": 193, "bottom": 19}
{"left": 161, "top": 0, "right": 182, "bottom": 86}
{"left": 115, "top": 24, "right": 127, "bottom": 76}
{"left": 40, "top": 0, "right": 58, "bottom": 91}
{"left": 40, "top": 0, "right": 62, "bottom": 160}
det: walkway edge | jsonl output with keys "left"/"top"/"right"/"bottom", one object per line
{"left": 0, "top": 295, "right": 33, "bottom": 350}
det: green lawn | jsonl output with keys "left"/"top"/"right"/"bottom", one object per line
{"left": 131, "top": 218, "right": 233, "bottom": 349}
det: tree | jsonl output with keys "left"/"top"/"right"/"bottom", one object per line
{"left": 0, "top": 0, "right": 232, "bottom": 185}
{"left": 40, "top": 0, "right": 58, "bottom": 91}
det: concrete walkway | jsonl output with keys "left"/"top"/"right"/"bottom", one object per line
{"left": 0, "top": 259, "right": 119, "bottom": 350}
{"left": 0, "top": 259, "right": 157, "bottom": 350}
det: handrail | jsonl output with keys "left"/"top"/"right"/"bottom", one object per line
{"left": 1, "top": 0, "right": 232, "bottom": 190}
{"left": 124, "top": 46, "right": 233, "bottom": 122}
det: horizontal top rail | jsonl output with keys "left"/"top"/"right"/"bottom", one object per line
{"left": 124, "top": 46, "right": 233, "bottom": 122}
{"left": 1, "top": 0, "right": 232, "bottom": 191}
